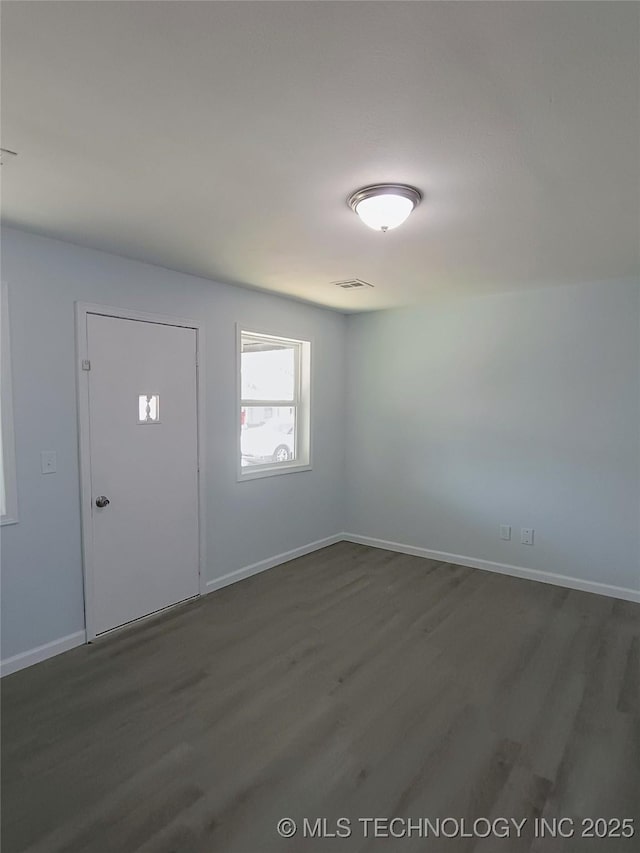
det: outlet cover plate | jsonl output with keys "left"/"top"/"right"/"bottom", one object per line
{"left": 521, "top": 527, "right": 534, "bottom": 545}
{"left": 41, "top": 451, "right": 57, "bottom": 474}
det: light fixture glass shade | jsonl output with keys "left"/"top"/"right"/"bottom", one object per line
{"left": 355, "top": 194, "right": 415, "bottom": 231}
{"left": 348, "top": 184, "right": 422, "bottom": 232}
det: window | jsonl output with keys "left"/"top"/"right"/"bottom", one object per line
{"left": 1, "top": 283, "right": 18, "bottom": 524}
{"left": 138, "top": 394, "right": 160, "bottom": 424}
{"left": 239, "top": 328, "right": 311, "bottom": 479}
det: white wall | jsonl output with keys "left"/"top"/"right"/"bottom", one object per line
{"left": 0, "top": 228, "right": 347, "bottom": 660}
{"left": 345, "top": 280, "right": 640, "bottom": 595}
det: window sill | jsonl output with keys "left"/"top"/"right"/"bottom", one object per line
{"left": 0, "top": 515, "right": 19, "bottom": 526}
{"left": 238, "top": 462, "right": 312, "bottom": 482}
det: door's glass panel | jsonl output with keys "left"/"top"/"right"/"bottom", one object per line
{"left": 138, "top": 394, "right": 160, "bottom": 424}
{"left": 241, "top": 406, "right": 296, "bottom": 467}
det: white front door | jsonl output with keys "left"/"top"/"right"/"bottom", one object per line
{"left": 86, "top": 314, "right": 199, "bottom": 635}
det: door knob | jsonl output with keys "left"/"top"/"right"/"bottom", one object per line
{"left": 95, "top": 496, "right": 110, "bottom": 508}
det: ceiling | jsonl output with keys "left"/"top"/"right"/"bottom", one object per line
{"left": 2, "top": 1, "right": 638, "bottom": 312}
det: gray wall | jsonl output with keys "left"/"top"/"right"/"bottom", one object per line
{"left": 345, "top": 280, "right": 640, "bottom": 593}
{"left": 1, "top": 228, "right": 347, "bottom": 659}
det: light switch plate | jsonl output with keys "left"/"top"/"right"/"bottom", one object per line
{"left": 500, "top": 525, "right": 511, "bottom": 541}
{"left": 41, "top": 451, "right": 57, "bottom": 474}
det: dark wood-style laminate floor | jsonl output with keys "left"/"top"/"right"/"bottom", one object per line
{"left": 2, "top": 543, "right": 639, "bottom": 852}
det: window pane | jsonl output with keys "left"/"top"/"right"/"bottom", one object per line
{"left": 241, "top": 407, "right": 296, "bottom": 467}
{"left": 0, "top": 281, "right": 17, "bottom": 522}
{"left": 241, "top": 337, "right": 296, "bottom": 401}
{"left": 138, "top": 394, "right": 160, "bottom": 424}
{"left": 0, "top": 392, "right": 5, "bottom": 517}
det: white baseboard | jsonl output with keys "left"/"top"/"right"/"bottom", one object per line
{"left": 1, "top": 536, "right": 342, "bottom": 678}
{"left": 342, "top": 533, "right": 640, "bottom": 604}
{"left": 1, "top": 630, "right": 86, "bottom": 678}
{"left": 205, "top": 533, "right": 343, "bottom": 594}
{"left": 5, "top": 531, "right": 635, "bottom": 678}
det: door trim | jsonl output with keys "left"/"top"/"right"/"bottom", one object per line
{"left": 75, "top": 302, "right": 206, "bottom": 641}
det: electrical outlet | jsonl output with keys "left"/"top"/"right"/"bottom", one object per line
{"left": 500, "top": 525, "right": 511, "bottom": 541}
{"left": 521, "top": 528, "right": 534, "bottom": 545}
{"left": 41, "top": 451, "right": 57, "bottom": 474}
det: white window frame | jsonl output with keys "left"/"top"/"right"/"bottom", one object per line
{"left": 237, "top": 325, "right": 311, "bottom": 481}
{"left": 1, "top": 282, "right": 19, "bottom": 525}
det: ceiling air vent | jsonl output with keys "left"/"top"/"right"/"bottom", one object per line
{"left": 332, "top": 278, "right": 374, "bottom": 290}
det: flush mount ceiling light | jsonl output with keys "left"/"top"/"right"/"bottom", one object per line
{"left": 348, "top": 183, "right": 422, "bottom": 232}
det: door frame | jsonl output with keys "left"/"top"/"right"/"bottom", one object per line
{"left": 75, "top": 302, "right": 206, "bottom": 641}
